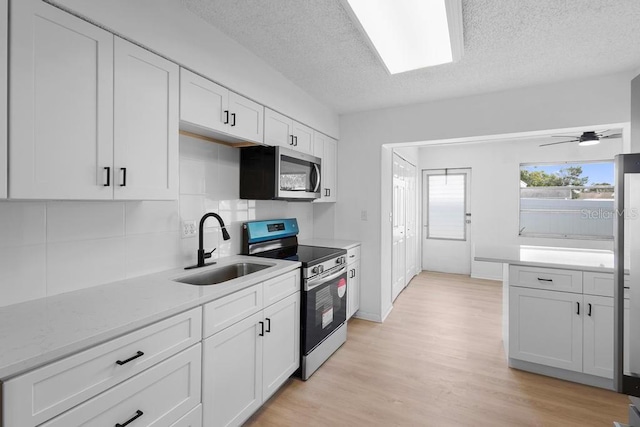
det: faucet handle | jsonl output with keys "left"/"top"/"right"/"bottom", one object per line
{"left": 204, "top": 248, "right": 217, "bottom": 259}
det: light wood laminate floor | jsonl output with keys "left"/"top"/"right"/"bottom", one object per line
{"left": 246, "top": 271, "right": 628, "bottom": 426}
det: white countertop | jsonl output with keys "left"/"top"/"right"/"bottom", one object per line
{"left": 299, "top": 238, "right": 360, "bottom": 250}
{"left": 0, "top": 255, "right": 300, "bottom": 380}
{"left": 474, "top": 245, "right": 621, "bottom": 273}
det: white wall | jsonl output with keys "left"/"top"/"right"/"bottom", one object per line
{"left": 0, "top": 137, "right": 314, "bottom": 308}
{"left": 336, "top": 70, "right": 635, "bottom": 321}
{"left": 50, "top": 0, "right": 339, "bottom": 138}
{"left": 419, "top": 136, "right": 623, "bottom": 280}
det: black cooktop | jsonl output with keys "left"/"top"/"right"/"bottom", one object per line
{"left": 253, "top": 244, "right": 346, "bottom": 267}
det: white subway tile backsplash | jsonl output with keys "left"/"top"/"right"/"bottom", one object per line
{"left": 0, "top": 201, "right": 46, "bottom": 248}
{"left": 125, "top": 231, "right": 181, "bottom": 279}
{"left": 217, "top": 145, "right": 240, "bottom": 200}
{"left": 0, "top": 245, "right": 46, "bottom": 307}
{"left": 179, "top": 194, "right": 205, "bottom": 224}
{"left": 46, "top": 237, "right": 126, "bottom": 296}
{"left": 179, "top": 157, "right": 207, "bottom": 195}
{"left": 125, "top": 201, "right": 180, "bottom": 235}
{"left": 47, "top": 202, "right": 125, "bottom": 243}
{"left": 179, "top": 134, "right": 218, "bottom": 159}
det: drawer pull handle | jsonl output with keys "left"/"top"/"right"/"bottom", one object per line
{"left": 115, "top": 410, "right": 143, "bottom": 427}
{"left": 259, "top": 321, "right": 264, "bottom": 336}
{"left": 588, "top": 303, "right": 592, "bottom": 317}
{"left": 576, "top": 302, "right": 580, "bottom": 315}
{"left": 537, "top": 278, "right": 553, "bottom": 282}
{"left": 265, "top": 318, "right": 271, "bottom": 333}
{"left": 116, "top": 351, "right": 144, "bottom": 366}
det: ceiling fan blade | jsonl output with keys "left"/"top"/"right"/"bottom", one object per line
{"left": 540, "top": 139, "right": 579, "bottom": 147}
{"left": 600, "top": 133, "right": 622, "bottom": 139}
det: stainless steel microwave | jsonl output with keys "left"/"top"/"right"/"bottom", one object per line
{"left": 240, "top": 146, "right": 322, "bottom": 201}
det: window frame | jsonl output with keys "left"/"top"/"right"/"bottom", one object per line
{"left": 518, "top": 159, "right": 615, "bottom": 241}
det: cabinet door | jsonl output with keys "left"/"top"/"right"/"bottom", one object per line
{"left": 180, "top": 68, "right": 229, "bottom": 135}
{"left": 583, "top": 295, "right": 614, "bottom": 378}
{"left": 228, "top": 91, "right": 264, "bottom": 143}
{"left": 113, "top": 37, "right": 179, "bottom": 200}
{"left": 263, "top": 293, "right": 300, "bottom": 401}
{"left": 10, "top": 0, "right": 114, "bottom": 199}
{"left": 264, "top": 108, "right": 294, "bottom": 148}
{"left": 313, "top": 132, "right": 337, "bottom": 202}
{"left": 203, "top": 312, "right": 263, "bottom": 427}
{"left": 347, "top": 260, "right": 360, "bottom": 319}
{"left": 0, "top": 0, "right": 6, "bottom": 199}
{"left": 292, "top": 121, "right": 313, "bottom": 155}
{"left": 509, "top": 287, "right": 582, "bottom": 372}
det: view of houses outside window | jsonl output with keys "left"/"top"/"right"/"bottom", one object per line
{"left": 519, "top": 161, "right": 615, "bottom": 239}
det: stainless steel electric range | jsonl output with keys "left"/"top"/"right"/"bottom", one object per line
{"left": 242, "top": 218, "right": 347, "bottom": 380}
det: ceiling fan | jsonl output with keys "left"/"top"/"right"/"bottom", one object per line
{"left": 539, "top": 130, "right": 622, "bottom": 147}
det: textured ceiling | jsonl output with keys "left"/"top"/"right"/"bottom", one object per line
{"left": 179, "top": 0, "right": 640, "bottom": 114}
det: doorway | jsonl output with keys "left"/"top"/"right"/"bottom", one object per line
{"left": 422, "top": 168, "right": 472, "bottom": 274}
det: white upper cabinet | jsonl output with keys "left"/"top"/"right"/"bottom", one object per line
{"left": 0, "top": 0, "right": 7, "bottom": 199}
{"left": 264, "top": 108, "right": 313, "bottom": 155}
{"left": 10, "top": 0, "right": 114, "bottom": 199}
{"left": 180, "top": 69, "right": 230, "bottom": 136}
{"left": 9, "top": 2, "right": 179, "bottom": 200}
{"left": 313, "top": 131, "right": 337, "bottom": 202}
{"left": 179, "top": 68, "right": 264, "bottom": 144}
{"left": 113, "top": 37, "right": 179, "bottom": 200}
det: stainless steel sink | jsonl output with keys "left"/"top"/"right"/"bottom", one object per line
{"left": 175, "top": 262, "right": 273, "bottom": 286}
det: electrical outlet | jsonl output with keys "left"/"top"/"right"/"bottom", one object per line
{"left": 182, "top": 220, "right": 197, "bottom": 238}
{"left": 361, "top": 210, "right": 368, "bottom": 221}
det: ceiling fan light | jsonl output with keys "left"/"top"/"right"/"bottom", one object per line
{"left": 578, "top": 139, "right": 600, "bottom": 146}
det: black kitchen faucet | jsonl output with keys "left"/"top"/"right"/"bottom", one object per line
{"left": 185, "top": 212, "right": 231, "bottom": 269}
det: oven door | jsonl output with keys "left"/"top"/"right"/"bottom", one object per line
{"left": 302, "top": 265, "right": 348, "bottom": 355}
{"left": 276, "top": 146, "right": 321, "bottom": 200}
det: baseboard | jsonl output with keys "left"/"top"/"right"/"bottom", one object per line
{"left": 509, "top": 358, "right": 614, "bottom": 390}
{"left": 381, "top": 305, "right": 393, "bottom": 322}
{"left": 470, "top": 274, "right": 502, "bottom": 282}
{"left": 352, "top": 310, "right": 381, "bottom": 323}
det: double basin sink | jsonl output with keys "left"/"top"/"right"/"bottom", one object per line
{"left": 175, "top": 262, "right": 273, "bottom": 286}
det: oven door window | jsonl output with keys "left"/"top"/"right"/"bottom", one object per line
{"left": 279, "top": 154, "right": 320, "bottom": 193}
{"left": 302, "top": 271, "right": 347, "bottom": 354}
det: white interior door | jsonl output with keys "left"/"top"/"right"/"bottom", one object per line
{"left": 422, "top": 169, "right": 472, "bottom": 274}
{"left": 392, "top": 155, "right": 406, "bottom": 302}
{"left": 405, "top": 162, "right": 417, "bottom": 284}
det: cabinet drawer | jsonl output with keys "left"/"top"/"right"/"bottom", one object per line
{"left": 263, "top": 269, "right": 300, "bottom": 307}
{"left": 347, "top": 245, "right": 361, "bottom": 262}
{"left": 171, "top": 404, "right": 202, "bottom": 427}
{"left": 583, "top": 272, "right": 630, "bottom": 298}
{"left": 3, "top": 307, "right": 202, "bottom": 427}
{"left": 509, "top": 265, "right": 582, "bottom": 293}
{"left": 41, "top": 344, "right": 201, "bottom": 427}
{"left": 203, "top": 283, "right": 263, "bottom": 338}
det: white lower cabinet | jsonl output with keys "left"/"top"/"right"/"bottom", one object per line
{"left": 41, "top": 344, "right": 201, "bottom": 427}
{"left": 509, "top": 286, "right": 583, "bottom": 372}
{"left": 202, "top": 291, "right": 300, "bottom": 427}
{"left": 171, "top": 405, "right": 203, "bottom": 427}
{"left": 510, "top": 267, "right": 630, "bottom": 381}
{"left": 346, "top": 245, "right": 361, "bottom": 319}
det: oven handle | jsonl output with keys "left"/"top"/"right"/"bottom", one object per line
{"left": 305, "top": 265, "right": 347, "bottom": 291}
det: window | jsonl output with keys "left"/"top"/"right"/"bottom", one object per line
{"left": 519, "top": 161, "right": 614, "bottom": 239}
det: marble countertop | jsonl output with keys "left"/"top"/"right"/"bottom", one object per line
{"left": 299, "top": 238, "right": 360, "bottom": 250}
{"left": 0, "top": 255, "right": 300, "bottom": 380}
{"left": 474, "top": 245, "right": 624, "bottom": 273}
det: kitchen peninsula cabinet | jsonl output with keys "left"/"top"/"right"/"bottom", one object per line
{"left": 264, "top": 108, "right": 313, "bottom": 155}
{"left": 9, "top": 0, "right": 179, "bottom": 200}
{"left": 180, "top": 68, "right": 264, "bottom": 144}
{"left": 313, "top": 131, "right": 337, "bottom": 202}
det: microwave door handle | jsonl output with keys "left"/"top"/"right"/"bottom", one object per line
{"left": 313, "top": 163, "right": 321, "bottom": 192}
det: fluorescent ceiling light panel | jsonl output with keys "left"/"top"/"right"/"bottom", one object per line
{"left": 345, "top": 0, "right": 463, "bottom": 74}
